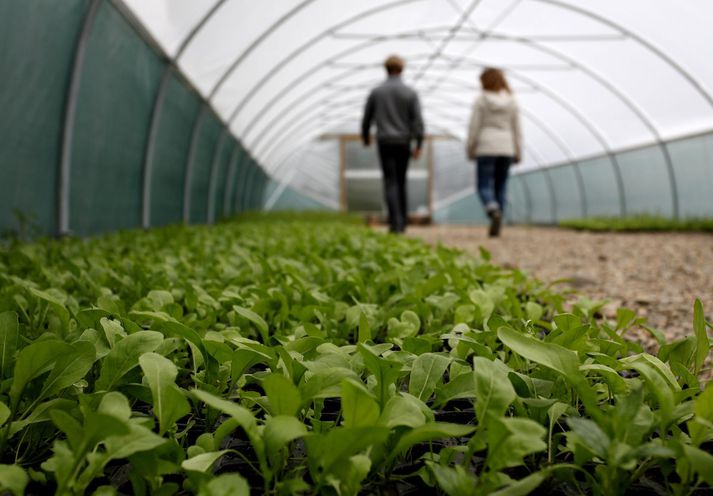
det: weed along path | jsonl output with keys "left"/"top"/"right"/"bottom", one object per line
{"left": 409, "top": 225, "right": 713, "bottom": 348}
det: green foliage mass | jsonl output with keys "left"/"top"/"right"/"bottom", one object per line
{"left": 0, "top": 213, "right": 711, "bottom": 495}
{"left": 559, "top": 215, "right": 713, "bottom": 233}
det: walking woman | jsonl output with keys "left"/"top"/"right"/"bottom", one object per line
{"left": 466, "top": 68, "right": 522, "bottom": 237}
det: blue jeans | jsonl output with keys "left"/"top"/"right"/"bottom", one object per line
{"left": 476, "top": 156, "right": 512, "bottom": 213}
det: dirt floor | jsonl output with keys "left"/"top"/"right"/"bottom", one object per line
{"left": 407, "top": 224, "right": 713, "bottom": 350}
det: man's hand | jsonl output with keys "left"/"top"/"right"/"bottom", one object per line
{"left": 513, "top": 154, "right": 521, "bottom": 165}
{"left": 412, "top": 148, "right": 421, "bottom": 160}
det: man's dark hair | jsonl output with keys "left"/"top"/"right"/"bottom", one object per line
{"left": 384, "top": 55, "right": 404, "bottom": 75}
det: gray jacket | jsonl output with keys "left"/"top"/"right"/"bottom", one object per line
{"left": 466, "top": 90, "right": 522, "bottom": 160}
{"left": 361, "top": 76, "right": 424, "bottom": 149}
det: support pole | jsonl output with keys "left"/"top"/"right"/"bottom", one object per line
{"left": 57, "top": 0, "right": 101, "bottom": 236}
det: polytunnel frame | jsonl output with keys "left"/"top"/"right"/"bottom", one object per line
{"left": 211, "top": 0, "right": 713, "bottom": 218}
{"left": 253, "top": 53, "right": 620, "bottom": 215}
{"left": 57, "top": 0, "right": 270, "bottom": 236}
{"left": 59, "top": 0, "right": 713, "bottom": 231}
{"left": 267, "top": 89, "right": 563, "bottom": 220}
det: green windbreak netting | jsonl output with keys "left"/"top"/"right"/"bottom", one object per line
{"left": 0, "top": 0, "right": 87, "bottom": 235}
{"left": 210, "top": 138, "right": 235, "bottom": 223}
{"left": 70, "top": 0, "right": 162, "bottom": 235}
{"left": 187, "top": 110, "right": 221, "bottom": 224}
{"left": 149, "top": 71, "right": 201, "bottom": 227}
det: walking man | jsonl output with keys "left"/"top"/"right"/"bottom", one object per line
{"left": 361, "top": 55, "right": 424, "bottom": 233}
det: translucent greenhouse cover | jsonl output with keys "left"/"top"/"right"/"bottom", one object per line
{"left": 121, "top": 0, "right": 713, "bottom": 198}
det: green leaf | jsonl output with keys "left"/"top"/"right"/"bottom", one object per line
{"left": 36, "top": 340, "right": 96, "bottom": 403}
{"left": 473, "top": 357, "right": 516, "bottom": 427}
{"left": 300, "top": 367, "right": 358, "bottom": 403}
{"left": 547, "top": 403, "right": 570, "bottom": 463}
{"left": 264, "top": 415, "right": 308, "bottom": 468}
{"left": 525, "top": 302, "right": 543, "bottom": 322}
{"left": 0, "top": 465, "right": 28, "bottom": 496}
{"left": 130, "top": 312, "right": 217, "bottom": 382}
{"left": 498, "top": 327, "right": 579, "bottom": 377}
{"left": 10, "top": 339, "right": 73, "bottom": 410}
{"left": 139, "top": 353, "right": 190, "bottom": 435}
{"left": 306, "top": 426, "right": 390, "bottom": 474}
{"left": 469, "top": 289, "right": 494, "bottom": 322}
{"left": 389, "top": 423, "right": 475, "bottom": 464}
{"left": 262, "top": 373, "right": 301, "bottom": 417}
{"left": 683, "top": 445, "right": 713, "bottom": 486}
{"left": 100, "top": 317, "right": 126, "bottom": 348}
{"left": 341, "top": 378, "right": 379, "bottom": 427}
{"left": 106, "top": 420, "right": 167, "bottom": 459}
{"left": 182, "top": 451, "right": 229, "bottom": 473}
{"left": 694, "top": 299, "right": 710, "bottom": 375}
{"left": 409, "top": 352, "right": 451, "bottom": 401}
{"left": 233, "top": 305, "right": 269, "bottom": 343}
{"left": 357, "top": 311, "right": 371, "bottom": 344}
{"left": 486, "top": 417, "right": 546, "bottom": 472}
{"left": 231, "top": 343, "right": 277, "bottom": 384}
{"left": 566, "top": 417, "right": 610, "bottom": 460}
{"left": 191, "top": 389, "right": 266, "bottom": 472}
{"left": 327, "top": 453, "right": 372, "bottom": 496}
{"left": 358, "top": 344, "right": 402, "bottom": 408}
{"left": 95, "top": 331, "right": 165, "bottom": 391}
{"left": 427, "top": 462, "right": 475, "bottom": 496}
{"left": 498, "top": 327, "right": 601, "bottom": 421}
{"left": 198, "top": 474, "right": 250, "bottom": 496}
{"left": 27, "top": 287, "right": 70, "bottom": 334}
{"left": 0, "top": 402, "right": 10, "bottom": 427}
{"left": 689, "top": 382, "right": 713, "bottom": 447}
{"left": 378, "top": 394, "right": 428, "bottom": 428}
{"left": 620, "top": 356, "right": 677, "bottom": 423}
{"left": 434, "top": 371, "right": 476, "bottom": 408}
{"left": 490, "top": 468, "right": 552, "bottom": 496}
{"left": 0, "top": 311, "right": 19, "bottom": 379}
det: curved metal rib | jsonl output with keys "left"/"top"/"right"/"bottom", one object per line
{"left": 183, "top": 106, "right": 208, "bottom": 223}
{"left": 222, "top": 0, "right": 428, "bottom": 125}
{"left": 58, "top": 0, "right": 101, "bottom": 236}
{"left": 222, "top": 143, "right": 240, "bottom": 217}
{"left": 208, "top": 0, "right": 319, "bottom": 98}
{"left": 174, "top": 0, "right": 228, "bottom": 61}
{"left": 531, "top": 0, "right": 713, "bottom": 218}
{"left": 141, "top": 68, "right": 172, "bottom": 229}
{"left": 207, "top": 129, "right": 230, "bottom": 223}
{"left": 140, "top": 0, "right": 228, "bottom": 229}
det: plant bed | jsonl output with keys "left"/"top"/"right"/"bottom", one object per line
{"left": 0, "top": 213, "right": 710, "bottom": 495}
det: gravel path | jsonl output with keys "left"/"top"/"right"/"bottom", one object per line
{"left": 407, "top": 225, "right": 713, "bottom": 350}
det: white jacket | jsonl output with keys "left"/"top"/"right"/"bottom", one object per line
{"left": 466, "top": 90, "right": 522, "bottom": 160}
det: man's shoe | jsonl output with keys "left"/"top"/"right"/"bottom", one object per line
{"left": 488, "top": 209, "right": 502, "bottom": 237}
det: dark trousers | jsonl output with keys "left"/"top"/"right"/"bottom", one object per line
{"left": 378, "top": 142, "right": 410, "bottom": 232}
{"left": 476, "top": 155, "right": 512, "bottom": 213}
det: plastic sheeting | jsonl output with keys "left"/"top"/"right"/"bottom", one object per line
{"left": 117, "top": 0, "right": 713, "bottom": 220}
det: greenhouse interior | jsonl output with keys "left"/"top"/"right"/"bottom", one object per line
{"left": 1, "top": 1, "right": 712, "bottom": 495}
